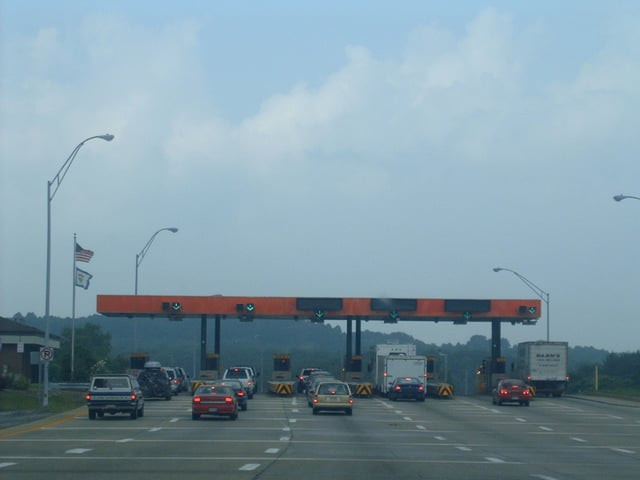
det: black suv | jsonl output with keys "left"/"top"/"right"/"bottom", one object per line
{"left": 137, "top": 361, "right": 172, "bottom": 400}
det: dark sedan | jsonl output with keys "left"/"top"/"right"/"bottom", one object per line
{"left": 388, "top": 377, "right": 426, "bottom": 402}
{"left": 214, "top": 380, "right": 248, "bottom": 411}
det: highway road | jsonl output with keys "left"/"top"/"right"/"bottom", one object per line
{"left": 0, "top": 392, "right": 638, "bottom": 479}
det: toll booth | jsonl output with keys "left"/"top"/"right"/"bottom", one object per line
{"left": 192, "top": 353, "right": 220, "bottom": 392}
{"left": 127, "top": 352, "right": 148, "bottom": 377}
{"left": 476, "top": 356, "right": 506, "bottom": 393}
{"left": 268, "top": 354, "right": 296, "bottom": 396}
{"left": 491, "top": 357, "right": 506, "bottom": 389}
{"left": 344, "top": 355, "right": 373, "bottom": 397}
{"left": 425, "top": 355, "right": 454, "bottom": 399}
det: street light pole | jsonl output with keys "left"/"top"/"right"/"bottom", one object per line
{"left": 134, "top": 227, "right": 179, "bottom": 295}
{"left": 492, "top": 267, "right": 550, "bottom": 341}
{"left": 133, "top": 227, "right": 178, "bottom": 351}
{"left": 45, "top": 134, "right": 114, "bottom": 408}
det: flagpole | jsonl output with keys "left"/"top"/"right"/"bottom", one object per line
{"left": 72, "top": 234, "right": 76, "bottom": 382}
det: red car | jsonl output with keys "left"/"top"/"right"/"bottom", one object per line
{"left": 492, "top": 379, "right": 531, "bottom": 406}
{"left": 192, "top": 384, "right": 238, "bottom": 420}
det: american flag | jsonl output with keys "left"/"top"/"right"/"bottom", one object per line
{"left": 75, "top": 242, "right": 94, "bottom": 262}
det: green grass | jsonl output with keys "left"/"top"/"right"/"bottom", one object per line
{"left": 0, "top": 387, "right": 86, "bottom": 413}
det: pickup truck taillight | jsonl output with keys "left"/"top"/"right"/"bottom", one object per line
{"left": 130, "top": 393, "right": 138, "bottom": 401}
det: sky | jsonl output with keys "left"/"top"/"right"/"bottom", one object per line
{"left": 1, "top": 1, "right": 639, "bottom": 353}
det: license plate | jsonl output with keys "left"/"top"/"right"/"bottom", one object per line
{"left": 208, "top": 407, "right": 217, "bottom": 413}
{"left": 329, "top": 397, "right": 338, "bottom": 402}
{"left": 512, "top": 396, "right": 520, "bottom": 401}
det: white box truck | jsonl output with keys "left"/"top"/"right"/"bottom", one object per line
{"left": 374, "top": 351, "right": 427, "bottom": 395}
{"left": 515, "top": 341, "right": 569, "bottom": 397}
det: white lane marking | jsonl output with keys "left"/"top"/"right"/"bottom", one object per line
{"left": 571, "top": 437, "right": 587, "bottom": 443}
{"left": 289, "top": 419, "right": 296, "bottom": 423}
{"left": 490, "top": 409, "right": 500, "bottom": 414}
{"left": 456, "top": 446, "right": 472, "bottom": 452}
{"left": 66, "top": 448, "right": 92, "bottom": 454}
{"left": 0, "top": 463, "right": 16, "bottom": 469}
{"left": 608, "top": 415, "right": 623, "bottom": 420}
{"left": 282, "top": 427, "right": 290, "bottom": 431}
{"left": 239, "top": 463, "right": 260, "bottom": 471}
{"left": 416, "top": 425, "right": 426, "bottom": 430}
{"left": 486, "top": 457, "right": 505, "bottom": 463}
{"left": 116, "top": 438, "right": 134, "bottom": 443}
{"left": 611, "top": 448, "right": 635, "bottom": 454}
{"left": 394, "top": 410, "right": 403, "bottom": 414}
{"left": 403, "top": 417, "right": 413, "bottom": 422}
{"left": 280, "top": 436, "right": 290, "bottom": 442}
{"left": 292, "top": 408, "right": 299, "bottom": 413}
{"left": 434, "top": 436, "right": 446, "bottom": 441}
{"left": 531, "top": 475, "right": 559, "bottom": 480}
{"left": 265, "top": 448, "right": 280, "bottom": 454}
{"left": 170, "top": 418, "right": 179, "bottom": 423}
{"left": 149, "top": 427, "right": 162, "bottom": 432}
{"left": 516, "top": 417, "right": 527, "bottom": 422}
{"left": 538, "top": 426, "right": 553, "bottom": 431}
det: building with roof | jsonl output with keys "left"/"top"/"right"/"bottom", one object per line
{"left": 0, "top": 316, "right": 60, "bottom": 383}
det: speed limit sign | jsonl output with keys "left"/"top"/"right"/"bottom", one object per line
{"left": 40, "top": 347, "right": 54, "bottom": 361}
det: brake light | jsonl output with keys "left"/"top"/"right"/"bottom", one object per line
{"left": 313, "top": 396, "right": 318, "bottom": 404}
{"left": 173, "top": 379, "right": 179, "bottom": 385}
{"left": 85, "top": 393, "right": 91, "bottom": 401}
{"left": 500, "top": 389, "right": 509, "bottom": 395}
{"left": 523, "top": 390, "right": 530, "bottom": 395}
{"left": 418, "top": 386, "right": 425, "bottom": 391}
{"left": 193, "top": 396, "right": 202, "bottom": 403}
{"left": 130, "top": 393, "right": 137, "bottom": 401}
{"left": 237, "top": 391, "right": 245, "bottom": 397}
{"left": 225, "top": 397, "right": 234, "bottom": 403}
{"left": 394, "top": 386, "right": 401, "bottom": 391}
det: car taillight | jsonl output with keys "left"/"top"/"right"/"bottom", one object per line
{"left": 523, "top": 390, "right": 530, "bottom": 395}
{"left": 130, "top": 393, "right": 137, "bottom": 401}
{"left": 349, "top": 398, "right": 353, "bottom": 404}
{"left": 248, "top": 381, "right": 253, "bottom": 386}
{"left": 500, "top": 389, "right": 509, "bottom": 395}
{"left": 193, "top": 396, "right": 202, "bottom": 403}
{"left": 418, "top": 386, "right": 424, "bottom": 391}
{"left": 237, "top": 391, "right": 245, "bottom": 397}
{"left": 225, "top": 397, "right": 234, "bottom": 403}
{"left": 394, "top": 386, "right": 401, "bottom": 391}
{"left": 173, "top": 379, "right": 179, "bottom": 385}
{"left": 313, "top": 396, "right": 318, "bottom": 404}
{"left": 85, "top": 393, "right": 91, "bottom": 401}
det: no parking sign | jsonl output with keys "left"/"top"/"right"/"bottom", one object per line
{"left": 40, "top": 347, "right": 54, "bottom": 361}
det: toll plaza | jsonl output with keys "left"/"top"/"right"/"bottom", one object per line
{"left": 97, "top": 295, "right": 540, "bottom": 386}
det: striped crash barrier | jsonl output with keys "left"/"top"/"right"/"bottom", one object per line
{"left": 427, "top": 382, "right": 454, "bottom": 398}
{"left": 348, "top": 383, "right": 373, "bottom": 397}
{"left": 268, "top": 381, "right": 295, "bottom": 396}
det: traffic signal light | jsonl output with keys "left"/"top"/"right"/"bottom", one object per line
{"left": 518, "top": 305, "right": 537, "bottom": 315}
{"left": 236, "top": 303, "right": 255, "bottom": 321}
{"left": 384, "top": 310, "right": 399, "bottom": 323}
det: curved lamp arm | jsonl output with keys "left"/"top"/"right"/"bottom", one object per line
{"left": 49, "top": 134, "right": 114, "bottom": 201}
